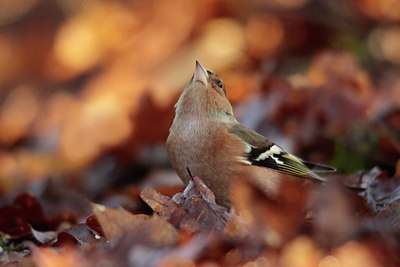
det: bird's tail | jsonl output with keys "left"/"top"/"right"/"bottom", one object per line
{"left": 303, "top": 161, "right": 336, "bottom": 174}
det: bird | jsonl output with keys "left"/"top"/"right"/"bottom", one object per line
{"left": 166, "top": 61, "right": 335, "bottom": 207}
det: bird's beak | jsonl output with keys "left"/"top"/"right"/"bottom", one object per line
{"left": 193, "top": 60, "right": 209, "bottom": 86}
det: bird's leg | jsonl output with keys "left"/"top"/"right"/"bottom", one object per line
{"left": 183, "top": 166, "right": 195, "bottom": 197}
{"left": 186, "top": 166, "right": 194, "bottom": 179}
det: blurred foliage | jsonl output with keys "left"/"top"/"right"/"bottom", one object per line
{"left": 0, "top": 0, "right": 399, "bottom": 266}
{"left": 0, "top": 0, "right": 399, "bottom": 190}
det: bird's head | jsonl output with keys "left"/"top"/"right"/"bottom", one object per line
{"left": 174, "top": 61, "right": 234, "bottom": 120}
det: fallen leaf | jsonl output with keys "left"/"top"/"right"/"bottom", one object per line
{"left": 31, "top": 246, "right": 90, "bottom": 267}
{"left": 91, "top": 203, "right": 177, "bottom": 246}
{"left": 55, "top": 224, "right": 104, "bottom": 247}
{"left": 30, "top": 226, "right": 57, "bottom": 245}
{"left": 0, "top": 193, "right": 70, "bottom": 237}
{"left": 141, "top": 176, "right": 230, "bottom": 234}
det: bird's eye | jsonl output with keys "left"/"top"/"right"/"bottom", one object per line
{"left": 216, "top": 80, "right": 223, "bottom": 88}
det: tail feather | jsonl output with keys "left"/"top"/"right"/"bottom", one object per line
{"left": 307, "top": 171, "right": 327, "bottom": 182}
{"left": 303, "top": 160, "right": 336, "bottom": 174}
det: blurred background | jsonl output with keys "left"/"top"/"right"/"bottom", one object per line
{"left": 0, "top": 0, "right": 399, "bottom": 203}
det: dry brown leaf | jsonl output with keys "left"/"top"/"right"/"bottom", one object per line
{"left": 0, "top": 193, "right": 71, "bottom": 237}
{"left": 91, "top": 203, "right": 177, "bottom": 246}
{"left": 141, "top": 176, "right": 230, "bottom": 234}
{"left": 55, "top": 223, "right": 105, "bottom": 247}
{"left": 31, "top": 246, "right": 90, "bottom": 267}
{"left": 140, "top": 188, "right": 183, "bottom": 222}
{"left": 344, "top": 167, "right": 400, "bottom": 212}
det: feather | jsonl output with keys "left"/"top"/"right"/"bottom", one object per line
{"left": 229, "top": 124, "right": 332, "bottom": 182}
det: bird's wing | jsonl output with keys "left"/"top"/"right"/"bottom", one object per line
{"left": 228, "top": 124, "right": 335, "bottom": 182}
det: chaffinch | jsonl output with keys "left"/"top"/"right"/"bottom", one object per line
{"left": 166, "top": 61, "right": 335, "bottom": 207}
